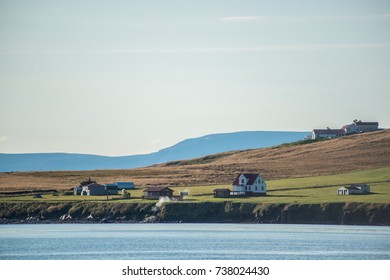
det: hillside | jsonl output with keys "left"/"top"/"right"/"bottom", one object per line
{"left": 0, "top": 131, "right": 307, "bottom": 172}
{"left": 0, "top": 130, "right": 389, "bottom": 192}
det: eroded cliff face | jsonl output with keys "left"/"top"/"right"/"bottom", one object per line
{"left": 0, "top": 202, "right": 389, "bottom": 225}
{"left": 159, "top": 202, "right": 390, "bottom": 225}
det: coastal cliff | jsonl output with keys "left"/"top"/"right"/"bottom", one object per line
{"left": 1, "top": 202, "right": 389, "bottom": 225}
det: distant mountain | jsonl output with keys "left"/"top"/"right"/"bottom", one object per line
{"left": 0, "top": 131, "right": 308, "bottom": 172}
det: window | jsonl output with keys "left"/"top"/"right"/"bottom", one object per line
{"left": 261, "top": 186, "right": 264, "bottom": 191}
{"left": 255, "top": 186, "right": 258, "bottom": 190}
{"left": 241, "top": 179, "right": 245, "bottom": 184}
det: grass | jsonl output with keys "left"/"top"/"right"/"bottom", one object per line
{"left": 1, "top": 167, "right": 389, "bottom": 204}
{"left": 171, "top": 167, "right": 390, "bottom": 204}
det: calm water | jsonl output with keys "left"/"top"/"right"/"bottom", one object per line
{"left": 0, "top": 223, "right": 389, "bottom": 260}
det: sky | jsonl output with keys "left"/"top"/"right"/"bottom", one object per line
{"left": 1, "top": 0, "right": 389, "bottom": 156}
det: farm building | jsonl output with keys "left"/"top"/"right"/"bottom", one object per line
{"left": 343, "top": 121, "right": 379, "bottom": 134}
{"left": 312, "top": 120, "right": 379, "bottom": 140}
{"left": 213, "top": 188, "right": 231, "bottom": 198}
{"left": 81, "top": 183, "right": 107, "bottom": 196}
{"left": 74, "top": 178, "right": 97, "bottom": 195}
{"left": 104, "top": 183, "right": 119, "bottom": 195}
{"left": 337, "top": 184, "right": 370, "bottom": 195}
{"left": 116, "top": 182, "right": 135, "bottom": 190}
{"left": 80, "top": 178, "right": 97, "bottom": 186}
{"left": 143, "top": 186, "right": 174, "bottom": 200}
{"left": 232, "top": 173, "right": 267, "bottom": 196}
{"left": 312, "top": 128, "right": 346, "bottom": 140}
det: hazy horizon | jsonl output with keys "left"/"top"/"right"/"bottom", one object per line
{"left": 1, "top": 0, "right": 389, "bottom": 156}
{"left": 1, "top": 129, "right": 310, "bottom": 156}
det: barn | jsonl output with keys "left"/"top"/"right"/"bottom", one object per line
{"left": 143, "top": 187, "right": 174, "bottom": 200}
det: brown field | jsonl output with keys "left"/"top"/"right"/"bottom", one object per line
{"left": 0, "top": 129, "right": 389, "bottom": 192}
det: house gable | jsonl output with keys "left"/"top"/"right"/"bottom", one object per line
{"left": 232, "top": 173, "right": 266, "bottom": 194}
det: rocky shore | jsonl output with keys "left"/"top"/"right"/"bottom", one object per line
{"left": 0, "top": 201, "right": 389, "bottom": 225}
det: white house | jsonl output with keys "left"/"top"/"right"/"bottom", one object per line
{"left": 342, "top": 120, "right": 379, "bottom": 134}
{"left": 312, "top": 128, "right": 346, "bottom": 140}
{"left": 232, "top": 173, "right": 266, "bottom": 196}
{"left": 337, "top": 184, "right": 370, "bottom": 195}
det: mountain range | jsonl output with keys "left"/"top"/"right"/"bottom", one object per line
{"left": 0, "top": 131, "right": 308, "bottom": 172}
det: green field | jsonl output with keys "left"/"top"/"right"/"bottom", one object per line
{"left": 2, "top": 167, "right": 390, "bottom": 204}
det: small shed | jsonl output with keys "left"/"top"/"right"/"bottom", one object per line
{"left": 82, "top": 183, "right": 106, "bottom": 196}
{"left": 105, "top": 183, "right": 119, "bottom": 195}
{"left": 337, "top": 184, "right": 370, "bottom": 195}
{"left": 143, "top": 187, "right": 174, "bottom": 200}
{"left": 213, "top": 189, "right": 231, "bottom": 198}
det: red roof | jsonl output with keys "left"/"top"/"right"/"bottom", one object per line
{"left": 233, "top": 173, "right": 260, "bottom": 186}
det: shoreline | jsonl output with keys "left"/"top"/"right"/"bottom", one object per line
{"left": 1, "top": 201, "right": 389, "bottom": 226}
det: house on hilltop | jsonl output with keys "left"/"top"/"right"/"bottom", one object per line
{"left": 342, "top": 120, "right": 379, "bottom": 134}
{"left": 232, "top": 173, "right": 267, "bottom": 196}
{"left": 312, "top": 120, "right": 379, "bottom": 140}
{"left": 312, "top": 128, "right": 346, "bottom": 140}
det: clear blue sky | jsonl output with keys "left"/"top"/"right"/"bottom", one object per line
{"left": 1, "top": 0, "right": 389, "bottom": 156}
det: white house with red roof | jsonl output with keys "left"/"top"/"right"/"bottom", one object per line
{"left": 232, "top": 173, "right": 267, "bottom": 196}
{"left": 312, "top": 120, "right": 379, "bottom": 140}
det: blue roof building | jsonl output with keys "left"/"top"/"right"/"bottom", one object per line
{"left": 116, "top": 182, "right": 135, "bottom": 190}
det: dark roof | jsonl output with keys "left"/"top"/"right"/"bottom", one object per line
{"left": 349, "top": 184, "right": 368, "bottom": 188}
{"left": 80, "top": 178, "right": 97, "bottom": 186}
{"left": 355, "top": 121, "right": 378, "bottom": 126}
{"left": 233, "top": 173, "right": 260, "bottom": 185}
{"left": 313, "top": 129, "right": 346, "bottom": 135}
{"left": 84, "top": 183, "right": 105, "bottom": 189}
{"left": 144, "top": 186, "right": 173, "bottom": 192}
{"left": 213, "top": 188, "right": 231, "bottom": 192}
{"left": 341, "top": 184, "right": 368, "bottom": 190}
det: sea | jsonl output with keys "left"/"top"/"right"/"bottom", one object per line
{"left": 0, "top": 223, "right": 389, "bottom": 260}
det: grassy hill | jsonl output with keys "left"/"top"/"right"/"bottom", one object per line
{"left": 2, "top": 167, "right": 389, "bottom": 204}
{"left": 0, "top": 129, "right": 389, "bottom": 193}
